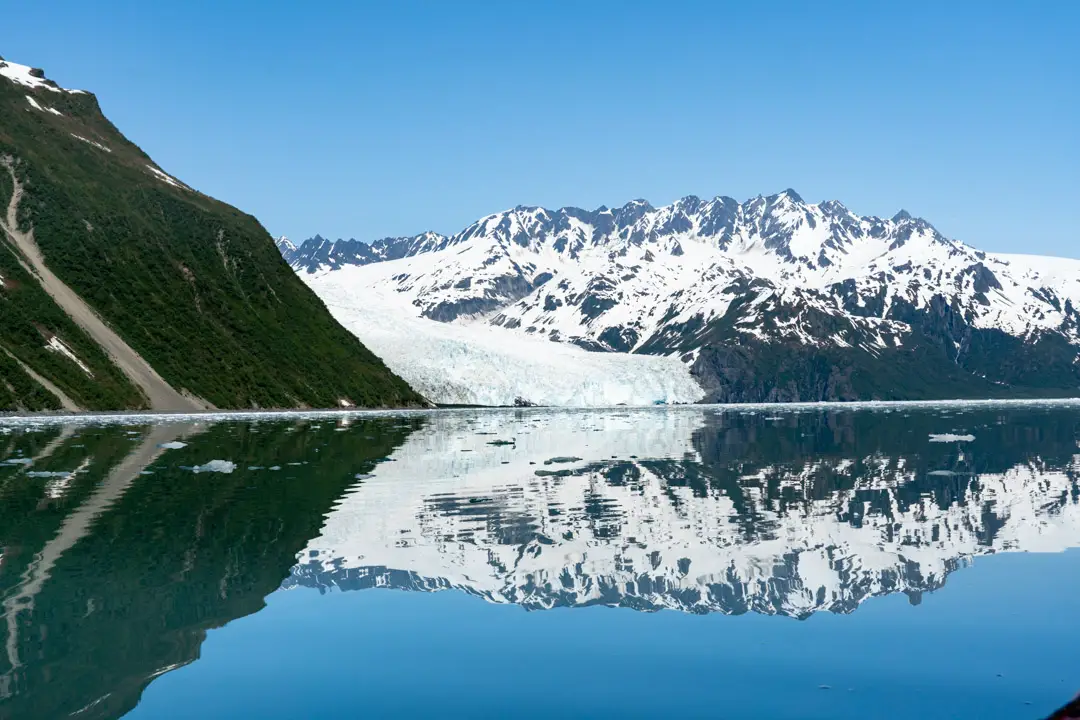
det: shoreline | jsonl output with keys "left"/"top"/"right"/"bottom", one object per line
{"left": 3, "top": 396, "right": 1080, "bottom": 426}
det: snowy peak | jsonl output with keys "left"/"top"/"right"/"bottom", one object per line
{"left": 286, "top": 190, "right": 951, "bottom": 280}
{"left": 0, "top": 56, "right": 83, "bottom": 94}
{"left": 275, "top": 235, "right": 297, "bottom": 255}
{"left": 289, "top": 188, "right": 1080, "bottom": 404}
{"left": 281, "top": 231, "right": 452, "bottom": 272}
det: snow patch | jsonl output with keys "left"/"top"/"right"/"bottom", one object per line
{"left": 158, "top": 441, "right": 187, "bottom": 450}
{"left": 44, "top": 336, "right": 93, "bottom": 376}
{"left": 70, "top": 134, "right": 112, "bottom": 153}
{"left": 929, "top": 433, "right": 976, "bottom": 443}
{"left": 146, "top": 165, "right": 189, "bottom": 190}
{"left": 25, "top": 95, "right": 62, "bottom": 115}
{"left": 1, "top": 60, "right": 79, "bottom": 92}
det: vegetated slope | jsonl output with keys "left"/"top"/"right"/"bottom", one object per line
{"left": 283, "top": 191, "right": 1080, "bottom": 403}
{"left": 0, "top": 57, "right": 423, "bottom": 410}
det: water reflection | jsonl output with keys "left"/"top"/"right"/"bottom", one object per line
{"left": 291, "top": 408, "right": 1080, "bottom": 617}
{"left": 0, "top": 417, "right": 423, "bottom": 720}
{"left": 0, "top": 406, "right": 1076, "bottom": 718}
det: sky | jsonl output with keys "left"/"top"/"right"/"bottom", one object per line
{"left": 1, "top": 1, "right": 1077, "bottom": 255}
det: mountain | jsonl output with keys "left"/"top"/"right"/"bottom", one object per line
{"left": 0, "top": 56, "right": 423, "bottom": 411}
{"left": 284, "top": 191, "right": 1080, "bottom": 404}
{"left": 287, "top": 408, "right": 1080, "bottom": 618}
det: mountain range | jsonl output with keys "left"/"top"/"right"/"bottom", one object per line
{"left": 280, "top": 191, "right": 1080, "bottom": 404}
{"left": 0, "top": 55, "right": 423, "bottom": 412}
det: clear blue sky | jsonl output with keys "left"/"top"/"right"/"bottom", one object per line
{"left": 2, "top": 1, "right": 1077, "bottom": 255}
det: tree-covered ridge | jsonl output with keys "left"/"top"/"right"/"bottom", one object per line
{"left": 0, "top": 62, "right": 424, "bottom": 410}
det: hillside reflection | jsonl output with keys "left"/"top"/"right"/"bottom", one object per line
{"left": 0, "top": 405, "right": 1077, "bottom": 718}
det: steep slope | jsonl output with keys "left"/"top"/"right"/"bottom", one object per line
{"left": 289, "top": 191, "right": 1080, "bottom": 404}
{"left": 0, "top": 57, "right": 423, "bottom": 411}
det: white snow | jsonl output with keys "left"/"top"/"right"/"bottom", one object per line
{"left": 929, "top": 433, "right": 976, "bottom": 443}
{"left": 0, "top": 60, "right": 77, "bottom": 92}
{"left": 189, "top": 460, "right": 236, "bottom": 474}
{"left": 44, "top": 336, "right": 93, "bottom": 376}
{"left": 25, "top": 95, "right": 62, "bottom": 115}
{"left": 70, "top": 134, "right": 112, "bottom": 153}
{"left": 158, "top": 441, "right": 187, "bottom": 450}
{"left": 307, "top": 267, "right": 704, "bottom": 407}
{"left": 292, "top": 192, "right": 1080, "bottom": 394}
{"left": 145, "top": 165, "right": 189, "bottom": 190}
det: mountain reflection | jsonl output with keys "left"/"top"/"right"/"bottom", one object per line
{"left": 0, "top": 406, "right": 1078, "bottom": 719}
{"left": 289, "top": 407, "right": 1080, "bottom": 618}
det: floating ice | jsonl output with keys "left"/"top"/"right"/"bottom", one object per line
{"left": 190, "top": 460, "right": 237, "bottom": 474}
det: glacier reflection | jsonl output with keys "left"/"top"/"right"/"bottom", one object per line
{"left": 289, "top": 407, "right": 1080, "bottom": 617}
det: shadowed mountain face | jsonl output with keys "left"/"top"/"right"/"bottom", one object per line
{"left": 0, "top": 406, "right": 1078, "bottom": 718}
{"left": 0, "top": 415, "right": 423, "bottom": 720}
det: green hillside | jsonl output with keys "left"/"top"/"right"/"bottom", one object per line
{"left": 0, "top": 59, "right": 424, "bottom": 411}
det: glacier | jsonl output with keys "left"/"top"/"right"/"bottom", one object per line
{"left": 286, "top": 189, "right": 1080, "bottom": 405}
{"left": 308, "top": 269, "right": 705, "bottom": 406}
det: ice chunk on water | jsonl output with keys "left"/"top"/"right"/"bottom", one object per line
{"left": 190, "top": 460, "right": 237, "bottom": 474}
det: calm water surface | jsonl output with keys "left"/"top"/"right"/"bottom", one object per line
{"left": 0, "top": 405, "right": 1078, "bottom": 719}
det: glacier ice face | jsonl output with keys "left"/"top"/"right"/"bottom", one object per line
{"left": 311, "top": 274, "right": 705, "bottom": 407}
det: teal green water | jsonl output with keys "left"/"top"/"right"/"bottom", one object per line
{"left": 0, "top": 406, "right": 1078, "bottom": 719}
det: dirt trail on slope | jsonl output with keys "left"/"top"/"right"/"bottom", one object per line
{"left": 0, "top": 158, "right": 205, "bottom": 412}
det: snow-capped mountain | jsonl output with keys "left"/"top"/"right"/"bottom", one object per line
{"left": 274, "top": 235, "right": 297, "bottom": 256}
{"left": 282, "top": 191, "right": 1080, "bottom": 404}
{"left": 286, "top": 408, "right": 1080, "bottom": 617}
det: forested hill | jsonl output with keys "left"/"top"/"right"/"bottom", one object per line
{"left": 0, "top": 56, "right": 424, "bottom": 411}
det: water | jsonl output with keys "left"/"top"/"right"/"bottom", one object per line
{"left": 0, "top": 404, "right": 1079, "bottom": 719}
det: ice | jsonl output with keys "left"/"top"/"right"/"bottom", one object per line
{"left": 307, "top": 270, "right": 705, "bottom": 407}
{"left": 189, "top": 460, "right": 237, "bottom": 474}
